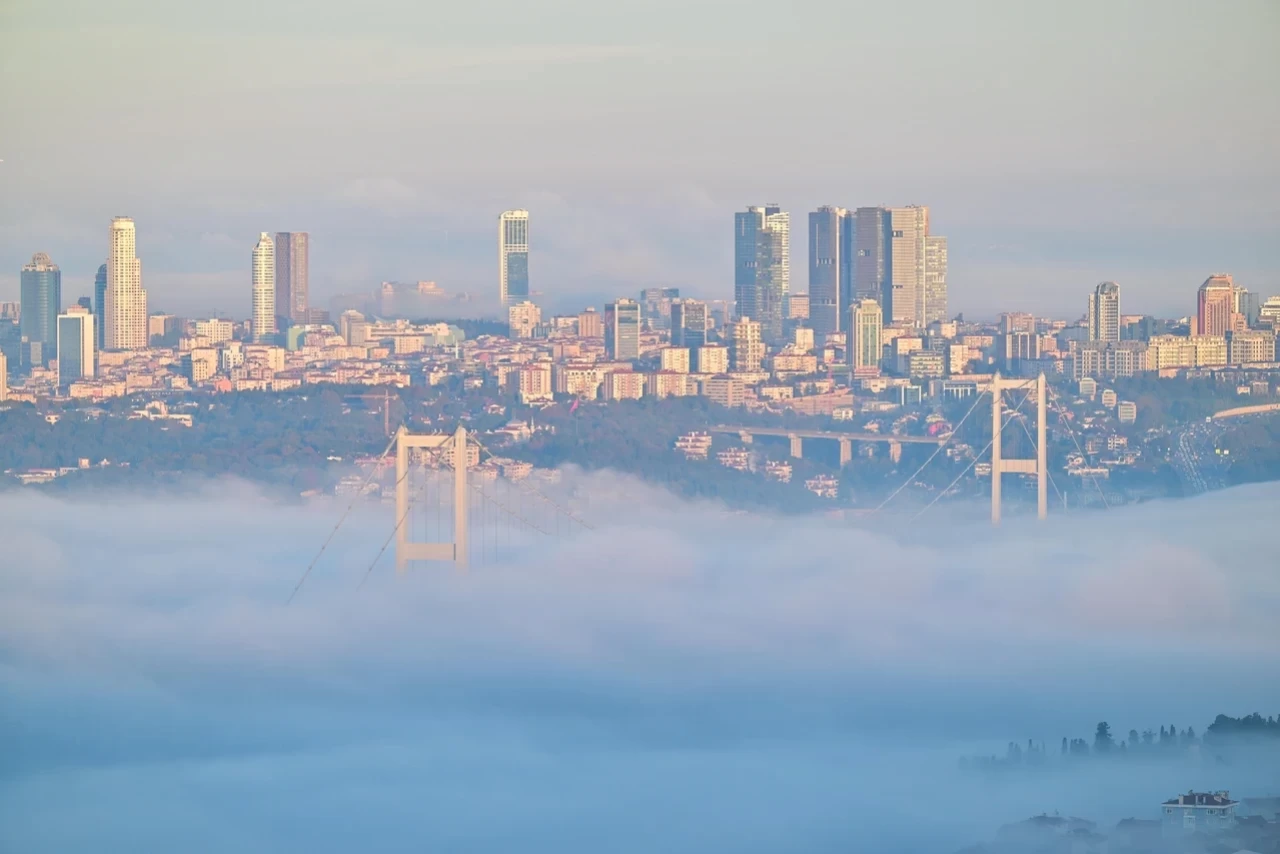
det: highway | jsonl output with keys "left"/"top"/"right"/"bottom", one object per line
{"left": 709, "top": 425, "right": 944, "bottom": 444}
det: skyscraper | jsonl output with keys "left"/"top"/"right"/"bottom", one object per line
{"left": 56, "top": 306, "right": 95, "bottom": 386}
{"left": 252, "top": 233, "right": 277, "bottom": 343}
{"left": 274, "top": 232, "right": 309, "bottom": 326}
{"left": 1198, "top": 274, "right": 1235, "bottom": 337}
{"left": 728, "top": 317, "right": 764, "bottom": 372}
{"left": 670, "top": 299, "right": 709, "bottom": 350}
{"left": 734, "top": 205, "right": 789, "bottom": 345}
{"left": 1088, "top": 281, "right": 1121, "bottom": 343}
{"left": 853, "top": 206, "right": 890, "bottom": 305}
{"left": 93, "top": 263, "right": 107, "bottom": 350}
{"left": 604, "top": 298, "right": 640, "bottom": 361}
{"left": 850, "top": 299, "right": 883, "bottom": 376}
{"left": 924, "top": 235, "right": 948, "bottom": 325}
{"left": 0, "top": 351, "right": 7, "bottom": 401}
{"left": 20, "top": 252, "right": 61, "bottom": 363}
{"left": 887, "top": 205, "right": 928, "bottom": 326}
{"left": 499, "top": 210, "right": 530, "bottom": 306}
{"left": 808, "top": 206, "right": 853, "bottom": 336}
{"left": 105, "top": 217, "right": 148, "bottom": 350}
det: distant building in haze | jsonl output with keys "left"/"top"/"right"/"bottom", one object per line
{"left": 105, "top": 217, "right": 148, "bottom": 351}
{"left": 508, "top": 300, "right": 541, "bottom": 339}
{"left": 20, "top": 252, "right": 61, "bottom": 364}
{"left": 93, "top": 263, "right": 107, "bottom": 350}
{"left": 577, "top": 307, "right": 603, "bottom": 339}
{"left": 808, "top": 206, "right": 853, "bottom": 336}
{"left": 1088, "top": 281, "right": 1121, "bottom": 343}
{"left": 274, "top": 232, "right": 309, "bottom": 326}
{"left": 887, "top": 205, "right": 928, "bottom": 326}
{"left": 639, "top": 287, "right": 680, "bottom": 330}
{"left": 670, "top": 299, "right": 709, "bottom": 350}
{"left": 924, "top": 235, "right": 948, "bottom": 324}
{"left": 251, "top": 233, "right": 277, "bottom": 343}
{"left": 56, "top": 306, "right": 95, "bottom": 386}
{"left": 604, "top": 298, "right": 640, "bottom": 361}
{"left": 1198, "top": 274, "right": 1235, "bottom": 337}
{"left": 499, "top": 210, "right": 530, "bottom": 306}
{"left": 734, "top": 205, "right": 789, "bottom": 345}
{"left": 853, "top": 206, "right": 889, "bottom": 305}
{"left": 850, "top": 299, "right": 883, "bottom": 376}
{"left": 728, "top": 317, "right": 764, "bottom": 372}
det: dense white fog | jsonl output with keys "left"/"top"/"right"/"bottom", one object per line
{"left": 2, "top": 476, "right": 1278, "bottom": 852}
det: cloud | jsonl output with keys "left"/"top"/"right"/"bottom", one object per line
{"left": 1, "top": 475, "right": 1279, "bottom": 851}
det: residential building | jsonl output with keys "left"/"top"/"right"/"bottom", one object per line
{"left": 499, "top": 210, "right": 530, "bottom": 306}
{"left": 20, "top": 252, "right": 61, "bottom": 363}
{"left": 924, "top": 235, "right": 948, "bottom": 325}
{"left": 1000, "top": 312, "right": 1037, "bottom": 334}
{"left": 1088, "top": 281, "right": 1121, "bottom": 343}
{"left": 670, "top": 299, "right": 709, "bottom": 350}
{"left": 702, "top": 375, "right": 744, "bottom": 408}
{"left": 517, "top": 362, "right": 553, "bottom": 403}
{"left": 93, "top": 263, "right": 107, "bottom": 350}
{"left": 105, "top": 216, "right": 148, "bottom": 350}
{"left": 56, "top": 306, "right": 95, "bottom": 386}
{"left": 1198, "top": 274, "right": 1235, "bottom": 337}
{"left": 508, "top": 300, "right": 541, "bottom": 339}
{"left": 1227, "top": 329, "right": 1276, "bottom": 364}
{"left": 1073, "top": 341, "right": 1149, "bottom": 379}
{"left": 1161, "top": 791, "right": 1237, "bottom": 837}
{"left": 697, "top": 344, "right": 730, "bottom": 375}
{"left": 195, "top": 319, "right": 234, "bottom": 344}
{"left": 659, "top": 346, "right": 690, "bottom": 373}
{"left": 728, "top": 317, "right": 764, "bottom": 372}
{"left": 787, "top": 293, "right": 809, "bottom": 320}
{"left": 274, "top": 232, "right": 309, "bottom": 325}
{"left": 0, "top": 351, "right": 6, "bottom": 401}
{"left": 251, "top": 233, "right": 277, "bottom": 343}
{"left": 808, "top": 206, "right": 852, "bottom": 335}
{"left": 850, "top": 298, "right": 883, "bottom": 376}
{"left": 908, "top": 350, "right": 945, "bottom": 379}
{"left": 1001, "top": 331, "right": 1042, "bottom": 370}
{"left": 1191, "top": 334, "right": 1228, "bottom": 366}
{"left": 604, "top": 298, "right": 641, "bottom": 361}
{"left": 578, "top": 307, "right": 603, "bottom": 338}
{"left": 734, "top": 205, "right": 789, "bottom": 344}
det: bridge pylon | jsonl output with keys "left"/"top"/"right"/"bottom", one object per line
{"left": 395, "top": 425, "right": 470, "bottom": 572}
{"left": 990, "top": 372, "right": 1048, "bottom": 524}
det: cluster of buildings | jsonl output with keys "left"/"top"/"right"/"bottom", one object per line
{"left": 4, "top": 209, "right": 1277, "bottom": 420}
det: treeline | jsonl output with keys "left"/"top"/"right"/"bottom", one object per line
{"left": 960, "top": 714, "right": 1279, "bottom": 772}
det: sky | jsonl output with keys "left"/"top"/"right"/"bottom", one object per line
{"left": 2, "top": 474, "right": 1279, "bottom": 852}
{"left": 1, "top": 0, "right": 1278, "bottom": 320}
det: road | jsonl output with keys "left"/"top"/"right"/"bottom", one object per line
{"left": 1171, "top": 421, "right": 1225, "bottom": 497}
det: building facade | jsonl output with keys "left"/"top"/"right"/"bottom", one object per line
{"left": 20, "top": 252, "right": 61, "bottom": 364}
{"left": 252, "top": 233, "right": 277, "bottom": 343}
{"left": 1088, "top": 281, "right": 1121, "bottom": 343}
{"left": 924, "top": 235, "right": 948, "bottom": 324}
{"left": 887, "top": 205, "right": 928, "bottom": 326}
{"left": 670, "top": 299, "right": 709, "bottom": 350}
{"left": 56, "top": 307, "right": 95, "bottom": 386}
{"left": 1198, "top": 274, "right": 1235, "bottom": 337}
{"left": 850, "top": 298, "right": 883, "bottom": 376}
{"left": 274, "top": 232, "right": 309, "bottom": 326}
{"left": 508, "top": 300, "right": 542, "bottom": 339}
{"left": 93, "top": 263, "right": 107, "bottom": 350}
{"left": 728, "top": 317, "right": 764, "bottom": 372}
{"left": 808, "top": 206, "right": 852, "bottom": 336}
{"left": 734, "top": 205, "right": 789, "bottom": 345}
{"left": 604, "top": 298, "right": 640, "bottom": 361}
{"left": 499, "top": 210, "right": 530, "bottom": 306}
{"left": 1162, "top": 792, "right": 1238, "bottom": 837}
{"left": 105, "top": 217, "right": 148, "bottom": 350}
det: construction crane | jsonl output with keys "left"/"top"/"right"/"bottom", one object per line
{"left": 345, "top": 388, "right": 402, "bottom": 437}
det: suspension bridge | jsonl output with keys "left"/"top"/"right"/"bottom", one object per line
{"left": 291, "top": 371, "right": 1108, "bottom": 598}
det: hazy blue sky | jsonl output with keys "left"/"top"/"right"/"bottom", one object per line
{"left": 1, "top": 0, "right": 1277, "bottom": 319}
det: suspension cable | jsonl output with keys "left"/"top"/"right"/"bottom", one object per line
{"left": 873, "top": 387, "right": 990, "bottom": 512}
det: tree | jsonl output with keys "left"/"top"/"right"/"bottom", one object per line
{"left": 1128, "top": 729, "right": 1140, "bottom": 749}
{"left": 1094, "top": 722, "right": 1114, "bottom": 754}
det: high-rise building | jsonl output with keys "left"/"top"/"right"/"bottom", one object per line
{"left": 252, "top": 233, "right": 277, "bottom": 343}
{"left": 924, "top": 235, "right": 948, "bottom": 324}
{"left": 1198, "top": 274, "right": 1235, "bottom": 337}
{"left": 604, "top": 298, "right": 640, "bottom": 361}
{"left": 508, "top": 300, "right": 541, "bottom": 339}
{"left": 728, "top": 317, "right": 764, "bottom": 372}
{"left": 853, "top": 206, "right": 890, "bottom": 305}
{"left": 734, "top": 205, "right": 789, "bottom": 345}
{"left": 56, "top": 306, "right": 95, "bottom": 386}
{"left": 1088, "top": 281, "right": 1121, "bottom": 343}
{"left": 20, "top": 252, "right": 61, "bottom": 363}
{"left": 93, "top": 263, "right": 107, "bottom": 350}
{"left": 670, "top": 299, "right": 709, "bottom": 350}
{"left": 850, "top": 299, "right": 883, "bottom": 376}
{"left": 639, "top": 287, "right": 680, "bottom": 330}
{"left": 887, "top": 206, "right": 928, "bottom": 326}
{"left": 577, "top": 307, "right": 604, "bottom": 339}
{"left": 0, "top": 350, "right": 7, "bottom": 401}
{"left": 499, "top": 210, "right": 530, "bottom": 306}
{"left": 1000, "top": 312, "right": 1037, "bottom": 334}
{"left": 105, "top": 217, "right": 148, "bottom": 350}
{"left": 273, "top": 232, "right": 309, "bottom": 326}
{"left": 808, "top": 206, "right": 853, "bottom": 336}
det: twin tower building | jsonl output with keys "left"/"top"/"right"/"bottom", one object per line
{"left": 737, "top": 204, "right": 947, "bottom": 345}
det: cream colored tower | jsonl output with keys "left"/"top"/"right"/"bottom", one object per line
{"left": 105, "top": 217, "right": 148, "bottom": 350}
{"left": 252, "top": 233, "right": 277, "bottom": 342}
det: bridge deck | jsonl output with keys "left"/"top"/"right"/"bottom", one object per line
{"left": 709, "top": 425, "right": 944, "bottom": 444}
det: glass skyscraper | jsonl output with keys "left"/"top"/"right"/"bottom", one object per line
{"left": 499, "top": 210, "right": 530, "bottom": 306}
{"left": 734, "top": 205, "right": 789, "bottom": 345}
{"left": 20, "top": 252, "right": 61, "bottom": 364}
{"left": 274, "top": 232, "right": 309, "bottom": 326}
{"left": 93, "top": 263, "right": 107, "bottom": 350}
{"left": 605, "top": 298, "right": 641, "bottom": 361}
{"left": 808, "top": 206, "right": 855, "bottom": 336}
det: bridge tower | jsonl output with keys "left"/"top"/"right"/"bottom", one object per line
{"left": 395, "top": 425, "right": 470, "bottom": 571}
{"left": 990, "top": 372, "right": 1048, "bottom": 524}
